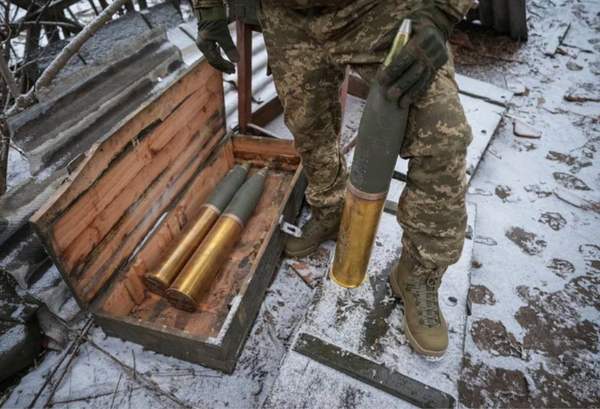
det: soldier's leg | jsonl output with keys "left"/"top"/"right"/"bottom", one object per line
{"left": 389, "top": 57, "right": 471, "bottom": 357}
{"left": 354, "top": 55, "right": 471, "bottom": 356}
{"left": 397, "top": 58, "right": 471, "bottom": 270}
{"left": 260, "top": 3, "right": 347, "bottom": 257}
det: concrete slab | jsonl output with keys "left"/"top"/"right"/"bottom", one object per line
{"left": 264, "top": 204, "right": 476, "bottom": 406}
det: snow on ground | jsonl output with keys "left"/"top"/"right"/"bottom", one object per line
{"left": 453, "top": 0, "right": 600, "bottom": 406}
{"left": 2, "top": 0, "right": 599, "bottom": 407}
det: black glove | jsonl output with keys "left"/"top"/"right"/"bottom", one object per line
{"left": 196, "top": 6, "right": 240, "bottom": 74}
{"left": 377, "top": 7, "right": 456, "bottom": 108}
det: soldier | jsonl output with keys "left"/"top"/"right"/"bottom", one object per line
{"left": 193, "top": 0, "right": 473, "bottom": 357}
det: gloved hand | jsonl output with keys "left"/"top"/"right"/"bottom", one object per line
{"left": 196, "top": 6, "right": 240, "bottom": 74}
{"left": 377, "top": 6, "right": 456, "bottom": 108}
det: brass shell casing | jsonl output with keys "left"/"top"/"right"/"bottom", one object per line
{"left": 165, "top": 215, "right": 244, "bottom": 312}
{"left": 143, "top": 205, "right": 220, "bottom": 294}
{"left": 330, "top": 184, "right": 386, "bottom": 288}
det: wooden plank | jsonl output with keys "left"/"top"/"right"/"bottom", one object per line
{"left": 76, "top": 117, "right": 225, "bottom": 303}
{"left": 31, "top": 62, "right": 219, "bottom": 229}
{"left": 294, "top": 333, "right": 455, "bottom": 409}
{"left": 237, "top": 21, "right": 253, "bottom": 133}
{"left": 54, "top": 82, "right": 220, "bottom": 258}
{"left": 100, "top": 138, "right": 302, "bottom": 345}
{"left": 347, "top": 71, "right": 513, "bottom": 107}
{"left": 455, "top": 74, "right": 513, "bottom": 107}
{"left": 232, "top": 135, "right": 300, "bottom": 170}
{"left": 100, "top": 144, "right": 233, "bottom": 317}
{"left": 251, "top": 96, "right": 283, "bottom": 127}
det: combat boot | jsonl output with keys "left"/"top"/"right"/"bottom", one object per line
{"left": 389, "top": 252, "right": 448, "bottom": 357}
{"left": 284, "top": 208, "right": 341, "bottom": 258}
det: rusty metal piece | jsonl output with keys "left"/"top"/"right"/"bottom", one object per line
{"left": 330, "top": 183, "right": 386, "bottom": 288}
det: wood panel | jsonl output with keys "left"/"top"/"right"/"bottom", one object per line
{"left": 32, "top": 62, "right": 220, "bottom": 228}
{"left": 31, "top": 60, "right": 226, "bottom": 305}
{"left": 77, "top": 117, "right": 224, "bottom": 303}
{"left": 59, "top": 86, "right": 221, "bottom": 270}
{"left": 232, "top": 136, "right": 300, "bottom": 171}
{"left": 100, "top": 143, "right": 234, "bottom": 317}
{"left": 98, "top": 138, "right": 299, "bottom": 343}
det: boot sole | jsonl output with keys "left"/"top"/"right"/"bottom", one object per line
{"left": 388, "top": 275, "right": 447, "bottom": 358}
{"left": 284, "top": 233, "right": 338, "bottom": 258}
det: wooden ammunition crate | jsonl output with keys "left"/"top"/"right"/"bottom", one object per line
{"left": 30, "top": 59, "right": 305, "bottom": 373}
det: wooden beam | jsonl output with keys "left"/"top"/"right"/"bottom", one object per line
{"left": 293, "top": 333, "right": 456, "bottom": 409}
{"left": 236, "top": 20, "right": 252, "bottom": 134}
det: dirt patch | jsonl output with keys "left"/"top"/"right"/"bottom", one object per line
{"left": 553, "top": 172, "right": 592, "bottom": 191}
{"left": 538, "top": 212, "right": 567, "bottom": 231}
{"left": 523, "top": 184, "right": 552, "bottom": 199}
{"left": 459, "top": 354, "right": 531, "bottom": 408}
{"left": 566, "top": 274, "right": 600, "bottom": 311}
{"left": 546, "top": 258, "right": 575, "bottom": 278}
{"left": 515, "top": 285, "right": 599, "bottom": 356}
{"left": 505, "top": 227, "right": 547, "bottom": 255}
{"left": 546, "top": 150, "right": 592, "bottom": 173}
{"left": 360, "top": 261, "right": 397, "bottom": 357}
{"left": 579, "top": 243, "right": 600, "bottom": 260}
{"left": 530, "top": 361, "right": 599, "bottom": 408}
{"left": 495, "top": 185, "right": 512, "bottom": 201}
{"left": 335, "top": 294, "right": 368, "bottom": 327}
{"left": 546, "top": 150, "right": 577, "bottom": 166}
{"left": 470, "top": 318, "right": 525, "bottom": 359}
{"left": 512, "top": 139, "right": 537, "bottom": 152}
{"left": 468, "top": 285, "right": 496, "bottom": 305}
{"left": 339, "top": 385, "right": 366, "bottom": 408}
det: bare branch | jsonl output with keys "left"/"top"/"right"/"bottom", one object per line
{"left": 35, "top": 0, "right": 129, "bottom": 90}
{"left": 0, "top": 52, "right": 19, "bottom": 98}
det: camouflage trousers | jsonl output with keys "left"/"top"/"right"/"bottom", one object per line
{"left": 260, "top": 0, "right": 472, "bottom": 269}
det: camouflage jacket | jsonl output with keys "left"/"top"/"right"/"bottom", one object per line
{"left": 193, "top": 0, "right": 473, "bottom": 22}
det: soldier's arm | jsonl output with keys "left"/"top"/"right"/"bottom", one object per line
{"left": 377, "top": 0, "right": 473, "bottom": 106}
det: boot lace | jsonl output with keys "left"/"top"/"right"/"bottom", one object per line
{"left": 406, "top": 275, "right": 442, "bottom": 327}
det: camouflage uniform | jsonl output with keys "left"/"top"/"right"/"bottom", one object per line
{"left": 259, "top": 0, "right": 473, "bottom": 269}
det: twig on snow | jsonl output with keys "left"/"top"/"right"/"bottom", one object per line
{"left": 109, "top": 373, "right": 123, "bottom": 409}
{"left": 82, "top": 337, "right": 193, "bottom": 409}
{"left": 27, "top": 318, "right": 94, "bottom": 409}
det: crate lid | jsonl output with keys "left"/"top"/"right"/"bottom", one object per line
{"left": 31, "top": 59, "right": 227, "bottom": 308}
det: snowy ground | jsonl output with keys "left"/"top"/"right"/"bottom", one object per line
{"left": 2, "top": 0, "right": 600, "bottom": 407}
{"left": 453, "top": 0, "right": 600, "bottom": 406}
